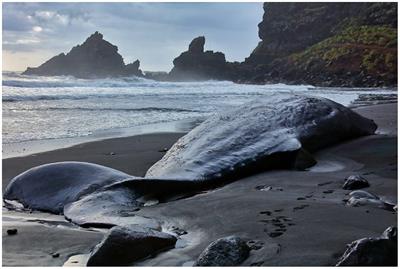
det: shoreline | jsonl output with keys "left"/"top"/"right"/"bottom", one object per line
{"left": 2, "top": 117, "right": 203, "bottom": 159}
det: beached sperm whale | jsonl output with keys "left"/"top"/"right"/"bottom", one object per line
{"left": 4, "top": 94, "right": 377, "bottom": 226}
{"left": 145, "top": 94, "right": 377, "bottom": 180}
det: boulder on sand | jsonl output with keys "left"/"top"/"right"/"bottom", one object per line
{"left": 87, "top": 225, "right": 177, "bottom": 266}
{"left": 194, "top": 236, "right": 250, "bottom": 266}
{"left": 342, "top": 175, "right": 370, "bottom": 190}
{"left": 336, "top": 226, "right": 397, "bottom": 266}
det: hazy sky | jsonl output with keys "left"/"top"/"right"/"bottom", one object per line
{"left": 3, "top": 2, "right": 263, "bottom": 72}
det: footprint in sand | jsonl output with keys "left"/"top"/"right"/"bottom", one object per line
{"left": 247, "top": 240, "right": 264, "bottom": 250}
{"left": 323, "top": 190, "right": 334, "bottom": 194}
{"left": 268, "top": 232, "right": 283, "bottom": 238}
{"left": 293, "top": 204, "right": 310, "bottom": 211}
{"left": 250, "top": 261, "right": 265, "bottom": 266}
{"left": 258, "top": 210, "right": 295, "bottom": 238}
{"left": 317, "top": 181, "right": 333, "bottom": 186}
{"left": 259, "top": 210, "right": 272, "bottom": 216}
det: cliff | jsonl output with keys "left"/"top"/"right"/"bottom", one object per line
{"left": 241, "top": 2, "right": 397, "bottom": 87}
{"left": 23, "top": 32, "right": 143, "bottom": 78}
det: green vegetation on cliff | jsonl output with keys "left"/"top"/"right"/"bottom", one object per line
{"left": 290, "top": 25, "right": 397, "bottom": 80}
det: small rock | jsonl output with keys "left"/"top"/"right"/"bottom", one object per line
{"left": 52, "top": 253, "right": 60, "bottom": 258}
{"left": 171, "top": 226, "right": 188, "bottom": 236}
{"left": 87, "top": 225, "right": 177, "bottom": 266}
{"left": 194, "top": 236, "right": 250, "bottom": 266}
{"left": 336, "top": 226, "right": 397, "bottom": 266}
{"left": 7, "top": 229, "right": 17, "bottom": 235}
{"left": 343, "top": 175, "right": 370, "bottom": 190}
{"left": 345, "top": 190, "right": 395, "bottom": 211}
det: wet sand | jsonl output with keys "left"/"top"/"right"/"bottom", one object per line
{"left": 2, "top": 103, "right": 397, "bottom": 266}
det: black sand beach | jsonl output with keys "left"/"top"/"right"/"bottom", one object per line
{"left": 2, "top": 103, "right": 397, "bottom": 266}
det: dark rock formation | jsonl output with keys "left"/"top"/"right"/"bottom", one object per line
{"left": 143, "top": 71, "right": 169, "bottom": 81}
{"left": 336, "top": 226, "right": 397, "bottom": 266}
{"left": 240, "top": 2, "right": 397, "bottom": 87}
{"left": 23, "top": 31, "right": 143, "bottom": 78}
{"left": 87, "top": 225, "right": 176, "bottom": 266}
{"left": 189, "top": 36, "right": 206, "bottom": 53}
{"left": 6, "top": 229, "right": 17, "bottom": 236}
{"left": 168, "top": 36, "right": 231, "bottom": 81}
{"left": 193, "top": 236, "right": 250, "bottom": 266}
{"left": 343, "top": 175, "right": 370, "bottom": 190}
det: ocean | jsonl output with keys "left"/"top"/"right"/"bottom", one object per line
{"left": 2, "top": 71, "right": 397, "bottom": 156}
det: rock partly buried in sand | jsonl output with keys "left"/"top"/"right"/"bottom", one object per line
{"left": 343, "top": 175, "right": 369, "bottom": 190}
{"left": 87, "top": 225, "right": 177, "bottom": 266}
{"left": 346, "top": 190, "right": 396, "bottom": 211}
{"left": 194, "top": 236, "right": 250, "bottom": 266}
{"left": 336, "top": 226, "right": 397, "bottom": 266}
{"left": 146, "top": 94, "right": 377, "bottom": 181}
{"left": 3, "top": 162, "right": 133, "bottom": 214}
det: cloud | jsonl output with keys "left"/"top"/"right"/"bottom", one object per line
{"left": 3, "top": 3, "right": 263, "bottom": 71}
{"left": 32, "top": 26, "right": 42, "bottom": 32}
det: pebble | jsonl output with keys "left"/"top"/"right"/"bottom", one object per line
{"left": 7, "top": 229, "right": 17, "bottom": 235}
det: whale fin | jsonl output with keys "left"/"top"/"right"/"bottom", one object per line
{"left": 293, "top": 148, "right": 317, "bottom": 170}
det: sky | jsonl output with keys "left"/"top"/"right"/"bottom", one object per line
{"left": 3, "top": 2, "right": 263, "bottom": 72}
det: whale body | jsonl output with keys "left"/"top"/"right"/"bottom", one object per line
{"left": 146, "top": 94, "right": 377, "bottom": 180}
{"left": 3, "top": 162, "right": 134, "bottom": 214}
{"left": 3, "top": 94, "right": 377, "bottom": 225}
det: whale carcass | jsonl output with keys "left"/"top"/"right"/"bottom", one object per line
{"left": 146, "top": 94, "right": 377, "bottom": 180}
{"left": 3, "top": 94, "right": 377, "bottom": 225}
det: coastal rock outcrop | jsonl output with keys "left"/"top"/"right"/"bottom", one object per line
{"left": 194, "top": 236, "right": 250, "bottom": 266}
{"left": 87, "top": 225, "right": 177, "bottom": 266}
{"left": 336, "top": 226, "right": 397, "bottom": 266}
{"left": 240, "top": 2, "right": 397, "bottom": 87}
{"left": 23, "top": 32, "right": 143, "bottom": 78}
{"left": 168, "top": 36, "right": 231, "bottom": 81}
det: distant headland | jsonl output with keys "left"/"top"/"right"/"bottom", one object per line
{"left": 23, "top": 2, "right": 397, "bottom": 87}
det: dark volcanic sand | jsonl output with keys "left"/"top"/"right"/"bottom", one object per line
{"left": 2, "top": 103, "right": 397, "bottom": 266}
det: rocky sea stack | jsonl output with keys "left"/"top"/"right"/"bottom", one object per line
{"left": 23, "top": 31, "right": 143, "bottom": 78}
{"left": 168, "top": 36, "right": 232, "bottom": 81}
{"left": 241, "top": 2, "right": 397, "bottom": 87}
